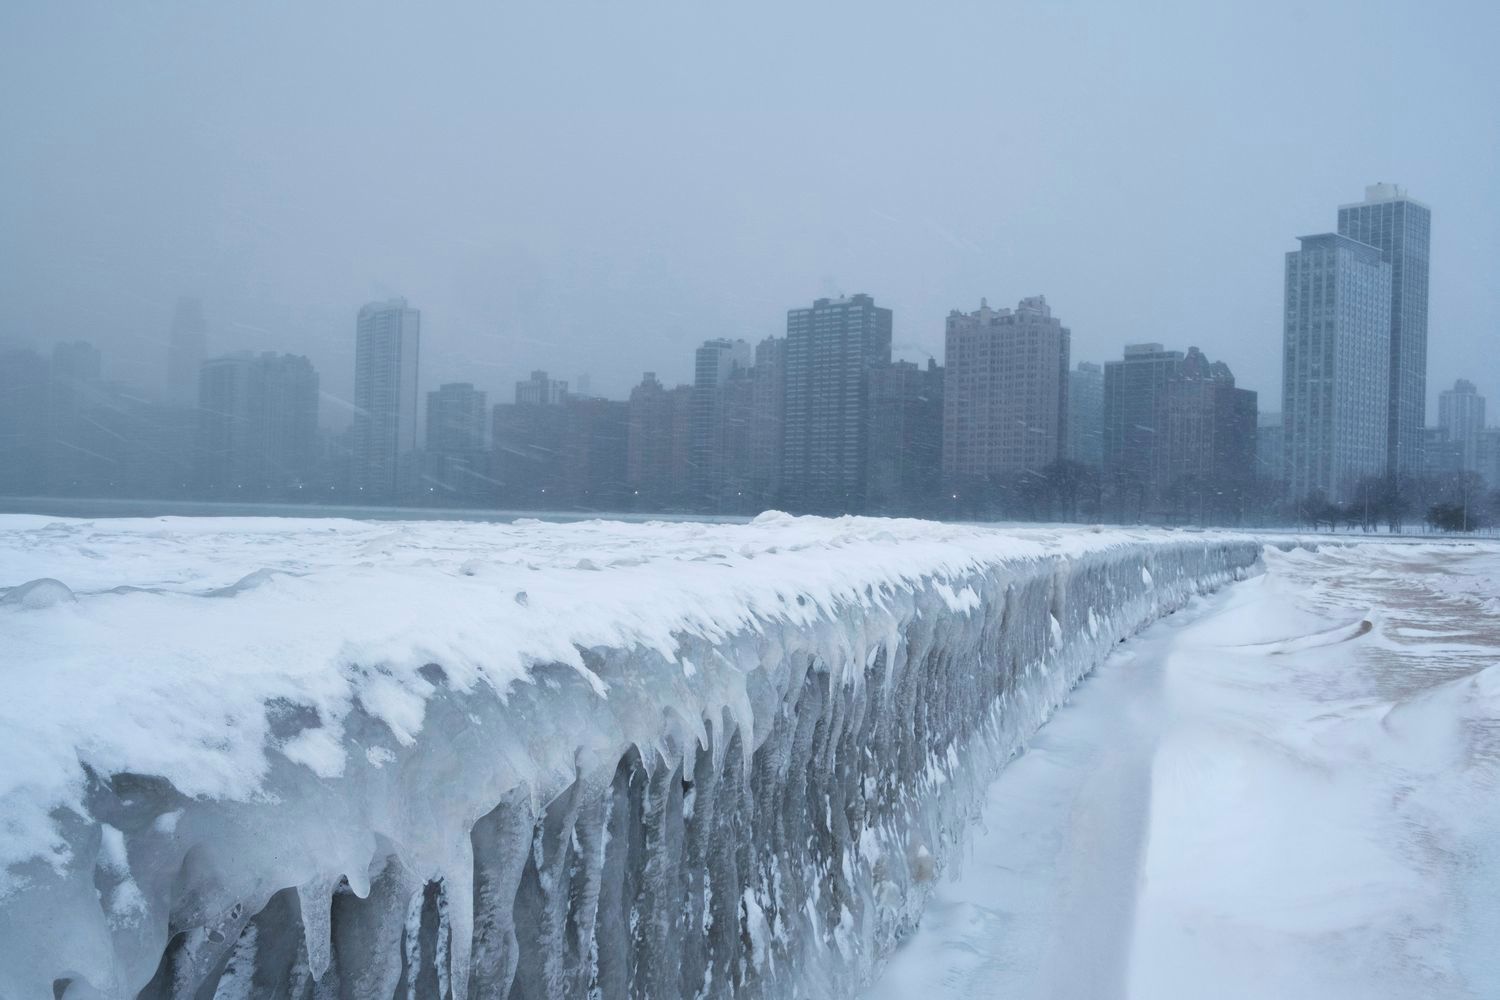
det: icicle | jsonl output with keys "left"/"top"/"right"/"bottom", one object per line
{"left": 297, "top": 875, "right": 341, "bottom": 981}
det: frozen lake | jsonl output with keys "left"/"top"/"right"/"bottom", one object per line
{"left": 869, "top": 539, "right": 1500, "bottom": 999}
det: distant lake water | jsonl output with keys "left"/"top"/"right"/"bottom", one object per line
{"left": 0, "top": 496, "right": 752, "bottom": 525}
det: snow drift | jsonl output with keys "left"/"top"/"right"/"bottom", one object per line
{"left": 0, "top": 514, "right": 1260, "bottom": 999}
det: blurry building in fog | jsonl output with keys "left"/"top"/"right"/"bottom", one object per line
{"left": 626, "top": 372, "right": 693, "bottom": 508}
{"left": 561, "top": 397, "right": 629, "bottom": 509}
{"left": 1437, "top": 379, "right": 1485, "bottom": 474}
{"left": 196, "top": 352, "right": 319, "bottom": 497}
{"left": 866, "top": 359, "right": 943, "bottom": 514}
{"left": 1337, "top": 184, "right": 1431, "bottom": 478}
{"left": 425, "top": 382, "right": 488, "bottom": 500}
{"left": 515, "top": 370, "right": 568, "bottom": 406}
{"left": 1477, "top": 429, "right": 1500, "bottom": 490}
{"left": 0, "top": 347, "right": 50, "bottom": 494}
{"left": 1257, "top": 411, "right": 1284, "bottom": 487}
{"left": 943, "top": 296, "right": 1070, "bottom": 488}
{"left": 1104, "top": 344, "right": 1256, "bottom": 521}
{"left": 1066, "top": 361, "right": 1103, "bottom": 469}
{"left": 1422, "top": 426, "right": 1464, "bottom": 480}
{"left": 45, "top": 341, "right": 106, "bottom": 493}
{"left": 782, "top": 294, "right": 892, "bottom": 513}
{"left": 167, "top": 297, "right": 207, "bottom": 406}
{"left": 692, "top": 338, "right": 752, "bottom": 509}
{"left": 352, "top": 299, "right": 420, "bottom": 500}
{"left": 747, "top": 336, "right": 787, "bottom": 509}
{"left": 1282, "top": 233, "right": 1391, "bottom": 504}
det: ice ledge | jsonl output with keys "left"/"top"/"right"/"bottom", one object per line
{"left": 0, "top": 515, "right": 1262, "bottom": 998}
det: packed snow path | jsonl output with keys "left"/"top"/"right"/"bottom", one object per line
{"left": 0, "top": 514, "right": 1259, "bottom": 999}
{"left": 869, "top": 540, "right": 1500, "bottom": 1000}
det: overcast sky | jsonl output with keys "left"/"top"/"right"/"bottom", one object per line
{"left": 3, "top": 1, "right": 1496, "bottom": 425}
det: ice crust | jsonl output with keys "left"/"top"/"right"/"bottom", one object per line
{"left": 0, "top": 514, "right": 1260, "bottom": 999}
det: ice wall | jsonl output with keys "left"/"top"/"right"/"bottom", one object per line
{"left": 0, "top": 516, "right": 1260, "bottom": 999}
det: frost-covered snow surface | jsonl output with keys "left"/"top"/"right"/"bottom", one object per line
{"left": 0, "top": 513, "right": 1258, "bottom": 999}
{"left": 869, "top": 539, "right": 1500, "bottom": 1000}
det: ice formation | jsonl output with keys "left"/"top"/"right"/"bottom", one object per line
{"left": 0, "top": 514, "right": 1260, "bottom": 999}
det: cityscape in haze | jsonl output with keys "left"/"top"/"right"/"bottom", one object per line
{"left": 0, "top": 182, "right": 1491, "bottom": 528}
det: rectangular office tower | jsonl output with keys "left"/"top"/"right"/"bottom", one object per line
{"left": 1337, "top": 184, "right": 1431, "bottom": 478}
{"left": 1282, "top": 234, "right": 1391, "bottom": 503}
{"left": 782, "top": 294, "right": 892, "bottom": 512}
{"left": 353, "top": 298, "right": 421, "bottom": 500}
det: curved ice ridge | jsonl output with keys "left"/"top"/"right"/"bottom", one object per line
{"left": 3, "top": 529, "right": 1260, "bottom": 1000}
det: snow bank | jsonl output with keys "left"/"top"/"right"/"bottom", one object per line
{"left": 0, "top": 514, "right": 1260, "bottom": 999}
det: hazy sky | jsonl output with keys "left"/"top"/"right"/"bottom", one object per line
{"left": 3, "top": 1, "right": 1497, "bottom": 425}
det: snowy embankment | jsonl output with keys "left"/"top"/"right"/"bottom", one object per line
{"left": 870, "top": 539, "right": 1500, "bottom": 999}
{"left": 0, "top": 514, "right": 1259, "bottom": 999}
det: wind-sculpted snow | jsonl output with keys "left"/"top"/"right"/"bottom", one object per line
{"left": 0, "top": 514, "right": 1260, "bottom": 999}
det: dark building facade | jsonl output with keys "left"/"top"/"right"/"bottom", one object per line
{"left": 692, "top": 338, "right": 752, "bottom": 509}
{"left": 866, "top": 359, "right": 944, "bottom": 514}
{"left": 782, "top": 294, "right": 892, "bottom": 513}
{"left": 626, "top": 372, "right": 693, "bottom": 509}
{"left": 1104, "top": 345, "right": 1256, "bottom": 522}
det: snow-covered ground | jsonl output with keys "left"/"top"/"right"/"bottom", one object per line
{"left": 0, "top": 514, "right": 1258, "bottom": 999}
{"left": 869, "top": 540, "right": 1500, "bottom": 1000}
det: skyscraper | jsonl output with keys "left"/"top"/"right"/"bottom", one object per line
{"left": 167, "top": 297, "right": 207, "bottom": 406}
{"left": 1437, "top": 379, "right": 1485, "bottom": 474}
{"left": 353, "top": 298, "right": 420, "bottom": 500}
{"left": 1066, "top": 361, "right": 1104, "bottom": 469}
{"left": 943, "top": 296, "right": 1070, "bottom": 484}
{"left": 196, "top": 352, "right": 319, "bottom": 497}
{"left": 1337, "top": 184, "right": 1431, "bottom": 478}
{"left": 782, "top": 294, "right": 892, "bottom": 512}
{"left": 1282, "top": 233, "right": 1391, "bottom": 503}
{"left": 426, "top": 382, "right": 488, "bottom": 498}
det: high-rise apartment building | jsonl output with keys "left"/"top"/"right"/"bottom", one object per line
{"left": 1066, "top": 361, "right": 1104, "bottom": 468}
{"left": 943, "top": 296, "right": 1070, "bottom": 483}
{"left": 196, "top": 352, "right": 319, "bottom": 496}
{"left": 1282, "top": 233, "right": 1391, "bottom": 503}
{"left": 353, "top": 298, "right": 420, "bottom": 500}
{"left": 1437, "top": 379, "right": 1485, "bottom": 474}
{"left": 426, "top": 382, "right": 488, "bottom": 499}
{"left": 1337, "top": 184, "right": 1431, "bottom": 478}
{"left": 782, "top": 294, "right": 892, "bottom": 512}
{"left": 167, "top": 297, "right": 207, "bottom": 406}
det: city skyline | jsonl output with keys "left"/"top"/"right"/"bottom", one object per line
{"left": 3, "top": 3, "right": 1496, "bottom": 421}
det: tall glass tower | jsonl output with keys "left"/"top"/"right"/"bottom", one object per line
{"left": 1336, "top": 184, "right": 1431, "bottom": 479}
{"left": 1281, "top": 234, "right": 1391, "bottom": 503}
{"left": 353, "top": 298, "right": 421, "bottom": 500}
